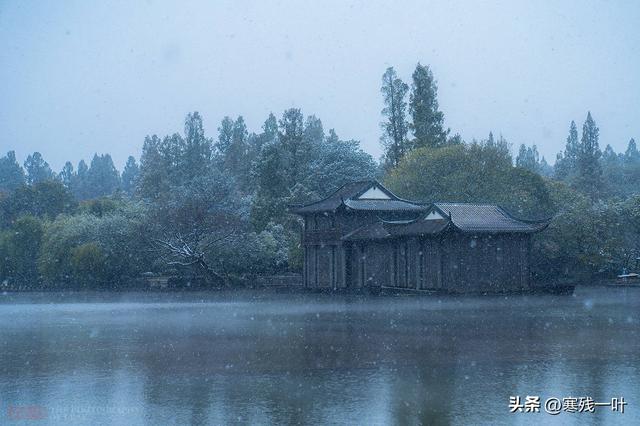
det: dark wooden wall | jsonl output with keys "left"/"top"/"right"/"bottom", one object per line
{"left": 337, "top": 233, "right": 532, "bottom": 292}
{"left": 301, "top": 211, "right": 532, "bottom": 292}
{"left": 439, "top": 234, "right": 531, "bottom": 292}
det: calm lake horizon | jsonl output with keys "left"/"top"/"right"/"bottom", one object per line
{"left": 1, "top": 286, "right": 638, "bottom": 425}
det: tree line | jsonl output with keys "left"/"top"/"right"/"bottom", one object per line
{"left": 380, "top": 64, "right": 640, "bottom": 283}
{"left": 0, "top": 110, "right": 376, "bottom": 289}
{"left": 1, "top": 62, "right": 638, "bottom": 289}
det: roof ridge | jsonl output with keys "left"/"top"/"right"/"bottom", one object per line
{"left": 289, "top": 180, "right": 375, "bottom": 210}
{"left": 435, "top": 201, "right": 498, "bottom": 207}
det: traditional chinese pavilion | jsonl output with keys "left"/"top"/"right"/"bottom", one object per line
{"left": 291, "top": 180, "right": 550, "bottom": 293}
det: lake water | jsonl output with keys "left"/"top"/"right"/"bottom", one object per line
{"left": 0, "top": 287, "right": 638, "bottom": 425}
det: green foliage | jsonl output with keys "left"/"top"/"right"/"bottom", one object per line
{"left": 87, "top": 153, "right": 121, "bottom": 198}
{"left": 303, "top": 131, "right": 378, "bottom": 195}
{"left": 0, "top": 151, "right": 25, "bottom": 193}
{"left": 409, "top": 63, "right": 449, "bottom": 149}
{"left": 380, "top": 67, "right": 410, "bottom": 168}
{"left": 555, "top": 114, "right": 605, "bottom": 199}
{"left": 121, "top": 156, "right": 139, "bottom": 196}
{"left": 0, "top": 215, "right": 44, "bottom": 286}
{"left": 38, "top": 203, "right": 150, "bottom": 288}
{"left": 600, "top": 139, "right": 640, "bottom": 198}
{"left": 59, "top": 161, "right": 74, "bottom": 190}
{"left": 554, "top": 121, "right": 579, "bottom": 180}
{"left": 0, "top": 230, "right": 8, "bottom": 282}
{"left": 0, "top": 180, "right": 76, "bottom": 227}
{"left": 23, "top": 152, "right": 54, "bottom": 185}
{"left": 73, "top": 160, "right": 90, "bottom": 200}
{"left": 208, "top": 222, "right": 291, "bottom": 276}
{"left": 575, "top": 112, "right": 602, "bottom": 198}
{"left": 138, "top": 135, "right": 170, "bottom": 200}
{"left": 279, "top": 108, "right": 310, "bottom": 185}
{"left": 70, "top": 242, "right": 107, "bottom": 286}
{"left": 384, "top": 139, "right": 640, "bottom": 282}
{"left": 216, "top": 116, "right": 234, "bottom": 155}
{"left": 216, "top": 116, "right": 250, "bottom": 191}
{"left": 138, "top": 112, "right": 214, "bottom": 202}
{"left": 385, "top": 140, "right": 553, "bottom": 217}
{"left": 183, "top": 112, "right": 213, "bottom": 181}
{"left": 79, "top": 196, "right": 125, "bottom": 217}
{"left": 2, "top": 93, "right": 635, "bottom": 288}
{"left": 516, "top": 144, "right": 541, "bottom": 173}
{"left": 252, "top": 109, "right": 376, "bottom": 231}
{"left": 538, "top": 157, "right": 553, "bottom": 177}
{"left": 532, "top": 181, "right": 639, "bottom": 282}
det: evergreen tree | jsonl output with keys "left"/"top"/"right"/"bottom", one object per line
{"left": 87, "top": 154, "right": 120, "bottom": 198}
{"left": 602, "top": 144, "right": 618, "bottom": 163}
{"left": 251, "top": 139, "right": 289, "bottom": 230}
{"left": 216, "top": 116, "right": 250, "bottom": 191}
{"left": 1, "top": 180, "right": 75, "bottom": 226}
{"left": 138, "top": 135, "right": 168, "bottom": 200}
{"left": 625, "top": 138, "right": 639, "bottom": 163}
{"left": 160, "top": 133, "right": 186, "bottom": 185}
{"left": 409, "top": 63, "right": 448, "bottom": 149}
{"left": 576, "top": 112, "right": 602, "bottom": 198}
{"left": 262, "top": 113, "right": 278, "bottom": 139}
{"left": 24, "top": 152, "right": 54, "bottom": 185}
{"left": 304, "top": 129, "right": 377, "bottom": 195}
{"left": 229, "top": 116, "right": 249, "bottom": 175}
{"left": 621, "top": 138, "right": 640, "bottom": 197}
{"left": 303, "top": 115, "right": 325, "bottom": 148}
{"left": 601, "top": 144, "right": 624, "bottom": 196}
{"left": 73, "top": 160, "right": 90, "bottom": 200}
{"left": 182, "top": 112, "right": 212, "bottom": 181}
{"left": 566, "top": 120, "right": 580, "bottom": 163}
{"left": 483, "top": 132, "right": 511, "bottom": 157}
{"left": 447, "top": 133, "right": 464, "bottom": 145}
{"left": 59, "top": 161, "right": 74, "bottom": 190}
{"left": 555, "top": 121, "right": 579, "bottom": 180}
{"left": 216, "top": 116, "right": 234, "bottom": 157}
{"left": 246, "top": 113, "right": 279, "bottom": 180}
{"left": 539, "top": 157, "right": 553, "bottom": 177}
{"left": 279, "top": 108, "right": 308, "bottom": 186}
{"left": 380, "top": 67, "right": 410, "bottom": 168}
{"left": 252, "top": 113, "right": 278, "bottom": 156}
{"left": 121, "top": 156, "right": 140, "bottom": 196}
{"left": 554, "top": 152, "right": 564, "bottom": 178}
{"left": 515, "top": 144, "right": 540, "bottom": 173}
{"left": 0, "top": 151, "right": 25, "bottom": 192}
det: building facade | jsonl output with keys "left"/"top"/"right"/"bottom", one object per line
{"left": 292, "top": 180, "right": 549, "bottom": 293}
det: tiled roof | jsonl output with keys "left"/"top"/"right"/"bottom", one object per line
{"left": 343, "top": 199, "right": 425, "bottom": 211}
{"left": 292, "top": 181, "right": 551, "bottom": 235}
{"left": 342, "top": 218, "right": 450, "bottom": 241}
{"left": 291, "top": 180, "right": 424, "bottom": 214}
{"left": 434, "top": 203, "right": 549, "bottom": 233}
{"left": 292, "top": 181, "right": 373, "bottom": 214}
{"left": 341, "top": 204, "right": 549, "bottom": 241}
{"left": 387, "top": 218, "right": 450, "bottom": 236}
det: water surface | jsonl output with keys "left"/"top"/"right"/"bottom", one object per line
{"left": 0, "top": 287, "right": 638, "bottom": 425}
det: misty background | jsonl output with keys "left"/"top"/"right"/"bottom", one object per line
{"left": 1, "top": 0, "right": 638, "bottom": 170}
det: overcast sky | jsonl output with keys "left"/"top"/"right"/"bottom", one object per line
{"left": 1, "top": 0, "right": 638, "bottom": 171}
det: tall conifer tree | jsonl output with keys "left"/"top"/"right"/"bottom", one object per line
{"left": 409, "top": 63, "right": 448, "bottom": 149}
{"left": 380, "top": 67, "right": 409, "bottom": 168}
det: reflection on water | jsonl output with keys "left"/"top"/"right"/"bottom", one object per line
{"left": 0, "top": 287, "right": 638, "bottom": 425}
